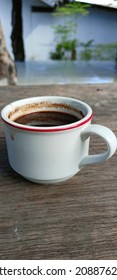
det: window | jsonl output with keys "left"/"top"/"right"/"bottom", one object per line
{"left": 31, "top": 6, "right": 56, "bottom": 12}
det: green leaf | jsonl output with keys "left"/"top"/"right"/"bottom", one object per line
{"left": 53, "top": 2, "right": 91, "bottom": 16}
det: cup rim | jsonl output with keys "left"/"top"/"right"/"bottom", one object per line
{"left": 1, "top": 96, "right": 93, "bottom": 132}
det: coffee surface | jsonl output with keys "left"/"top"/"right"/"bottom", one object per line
{"left": 14, "top": 111, "right": 81, "bottom": 127}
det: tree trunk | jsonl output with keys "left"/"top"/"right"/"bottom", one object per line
{"left": 11, "top": 0, "right": 25, "bottom": 61}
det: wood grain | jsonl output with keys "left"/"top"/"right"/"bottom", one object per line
{"left": 0, "top": 83, "right": 117, "bottom": 259}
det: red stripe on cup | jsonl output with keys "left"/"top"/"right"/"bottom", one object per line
{"left": 2, "top": 113, "right": 93, "bottom": 133}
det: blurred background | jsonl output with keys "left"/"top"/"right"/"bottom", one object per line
{"left": 0, "top": 0, "right": 117, "bottom": 85}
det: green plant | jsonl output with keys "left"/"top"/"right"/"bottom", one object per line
{"left": 53, "top": 19, "right": 77, "bottom": 42}
{"left": 53, "top": 1, "right": 90, "bottom": 16}
{"left": 80, "top": 40, "right": 94, "bottom": 61}
{"left": 50, "top": 20, "right": 78, "bottom": 60}
{"left": 50, "top": 1, "right": 90, "bottom": 60}
{"left": 50, "top": 43, "right": 64, "bottom": 60}
{"left": 93, "top": 43, "right": 117, "bottom": 60}
{"left": 50, "top": 39, "right": 77, "bottom": 60}
{"left": 79, "top": 42, "right": 117, "bottom": 61}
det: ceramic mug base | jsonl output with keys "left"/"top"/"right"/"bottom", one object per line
{"left": 10, "top": 162, "right": 77, "bottom": 184}
{"left": 23, "top": 174, "right": 76, "bottom": 185}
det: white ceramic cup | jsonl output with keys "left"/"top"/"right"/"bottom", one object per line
{"left": 1, "top": 96, "right": 117, "bottom": 184}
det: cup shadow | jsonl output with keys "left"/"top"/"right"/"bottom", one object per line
{"left": 0, "top": 137, "right": 27, "bottom": 183}
{"left": 0, "top": 137, "right": 11, "bottom": 174}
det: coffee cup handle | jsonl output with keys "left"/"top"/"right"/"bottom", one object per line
{"left": 80, "top": 124, "right": 117, "bottom": 167}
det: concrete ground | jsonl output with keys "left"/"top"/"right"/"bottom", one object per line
{"left": 16, "top": 60, "right": 117, "bottom": 85}
{"left": 0, "top": 60, "right": 117, "bottom": 86}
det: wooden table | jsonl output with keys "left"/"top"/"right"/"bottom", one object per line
{"left": 0, "top": 83, "right": 117, "bottom": 260}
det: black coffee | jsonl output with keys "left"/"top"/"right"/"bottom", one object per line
{"left": 14, "top": 111, "right": 82, "bottom": 127}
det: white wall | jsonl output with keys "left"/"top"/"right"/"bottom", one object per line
{"left": 78, "top": 7, "right": 117, "bottom": 44}
{"left": 0, "top": 0, "right": 117, "bottom": 61}
{"left": 22, "top": 0, "right": 60, "bottom": 60}
{"left": 0, "top": 0, "right": 13, "bottom": 57}
{"left": 22, "top": 0, "right": 32, "bottom": 60}
{"left": 22, "top": 2, "right": 117, "bottom": 61}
